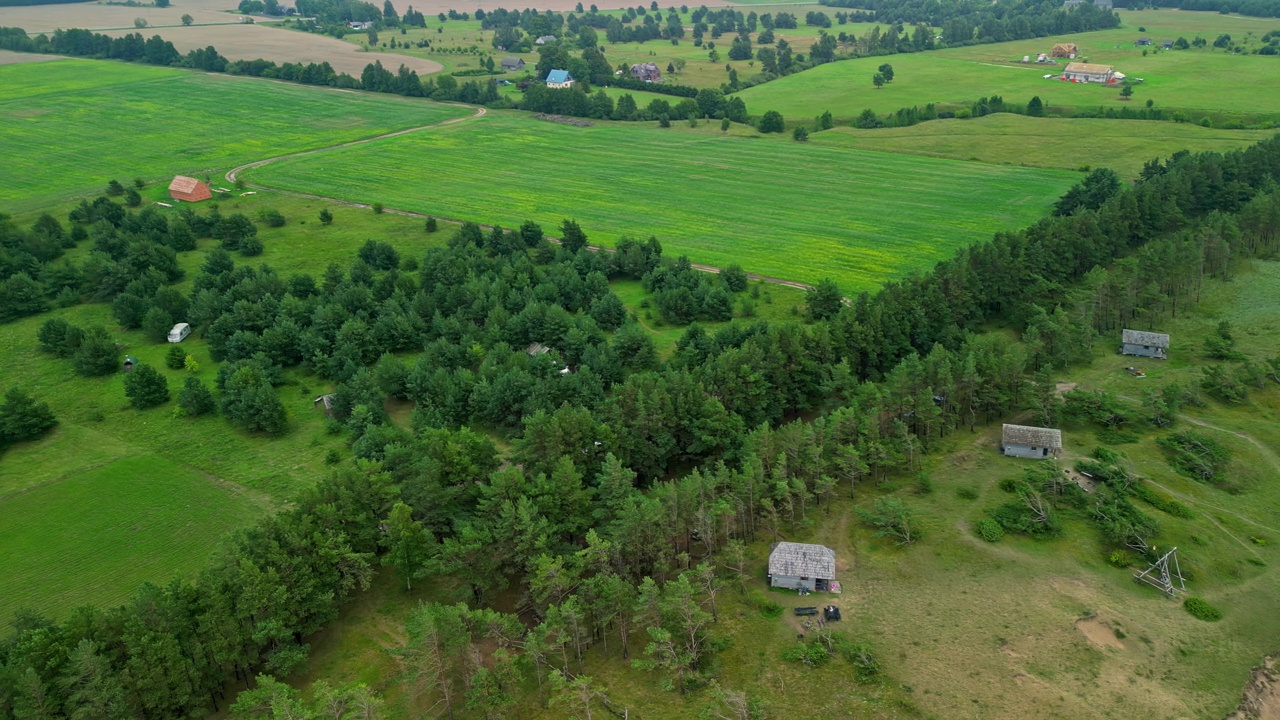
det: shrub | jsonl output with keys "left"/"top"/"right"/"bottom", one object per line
{"left": 1107, "top": 550, "right": 1134, "bottom": 568}
{"left": 319, "top": 208, "right": 334, "bottom": 225}
{"left": 781, "top": 641, "right": 831, "bottom": 668}
{"left": 0, "top": 387, "right": 58, "bottom": 445}
{"left": 1183, "top": 597, "right": 1222, "bottom": 622}
{"left": 833, "top": 636, "right": 879, "bottom": 680}
{"left": 123, "top": 364, "right": 170, "bottom": 409}
{"left": 1158, "top": 431, "right": 1230, "bottom": 483}
{"left": 749, "top": 591, "right": 783, "bottom": 619}
{"left": 957, "top": 486, "right": 978, "bottom": 501}
{"left": 176, "top": 376, "right": 216, "bottom": 417}
{"left": 259, "top": 209, "right": 286, "bottom": 227}
{"left": 974, "top": 519, "right": 1004, "bottom": 542}
{"left": 239, "top": 235, "right": 264, "bottom": 257}
{"left": 324, "top": 448, "right": 342, "bottom": 465}
{"left": 371, "top": 202, "right": 384, "bottom": 214}
{"left": 165, "top": 345, "right": 188, "bottom": 370}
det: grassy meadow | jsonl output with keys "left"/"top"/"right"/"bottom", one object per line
{"left": 810, "top": 114, "right": 1279, "bottom": 179}
{"left": 284, "top": 259, "right": 1280, "bottom": 720}
{"left": 0, "top": 59, "right": 470, "bottom": 212}
{"left": 246, "top": 111, "right": 1080, "bottom": 290}
{"left": 738, "top": 10, "right": 1280, "bottom": 122}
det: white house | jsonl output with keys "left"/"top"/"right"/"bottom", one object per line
{"left": 545, "top": 69, "right": 574, "bottom": 89}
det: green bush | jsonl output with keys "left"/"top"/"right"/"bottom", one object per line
{"left": 781, "top": 641, "right": 831, "bottom": 668}
{"left": 974, "top": 519, "right": 1004, "bottom": 542}
{"left": 1107, "top": 550, "right": 1134, "bottom": 568}
{"left": 1183, "top": 597, "right": 1222, "bottom": 622}
{"left": 956, "top": 486, "right": 978, "bottom": 501}
{"left": 749, "top": 591, "right": 783, "bottom": 619}
{"left": 165, "top": 345, "right": 187, "bottom": 370}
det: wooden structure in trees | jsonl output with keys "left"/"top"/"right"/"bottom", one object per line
{"left": 1121, "top": 329, "right": 1169, "bottom": 359}
{"left": 768, "top": 542, "right": 837, "bottom": 592}
{"left": 168, "top": 175, "right": 212, "bottom": 203}
{"left": 1001, "top": 424, "right": 1062, "bottom": 459}
{"left": 1051, "top": 42, "right": 1079, "bottom": 58}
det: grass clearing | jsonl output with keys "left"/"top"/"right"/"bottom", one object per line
{"left": 0, "top": 59, "right": 470, "bottom": 212}
{"left": 246, "top": 111, "right": 1079, "bottom": 290}
{"left": 0, "top": 454, "right": 272, "bottom": 623}
{"left": 738, "top": 10, "right": 1280, "bottom": 121}
{"left": 810, "top": 114, "right": 1278, "bottom": 179}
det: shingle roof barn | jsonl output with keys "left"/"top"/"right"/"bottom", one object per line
{"left": 768, "top": 542, "right": 836, "bottom": 579}
{"left": 169, "top": 175, "right": 212, "bottom": 202}
{"left": 1122, "top": 329, "right": 1170, "bottom": 348}
{"left": 501, "top": 56, "right": 524, "bottom": 71}
{"left": 1002, "top": 424, "right": 1063, "bottom": 449}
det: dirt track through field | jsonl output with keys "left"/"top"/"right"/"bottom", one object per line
{"left": 227, "top": 108, "right": 820, "bottom": 293}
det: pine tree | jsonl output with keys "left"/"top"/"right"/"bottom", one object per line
{"left": 176, "top": 376, "right": 216, "bottom": 416}
{"left": 123, "top": 364, "right": 170, "bottom": 409}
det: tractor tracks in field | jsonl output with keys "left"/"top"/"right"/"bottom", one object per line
{"left": 225, "top": 105, "right": 821, "bottom": 294}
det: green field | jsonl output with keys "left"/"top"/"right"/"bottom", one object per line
{"left": 246, "top": 112, "right": 1079, "bottom": 290}
{"left": 0, "top": 59, "right": 470, "bottom": 212}
{"left": 810, "top": 114, "right": 1279, "bottom": 178}
{"left": 738, "top": 10, "right": 1280, "bottom": 121}
{"left": 0, "top": 454, "right": 272, "bottom": 622}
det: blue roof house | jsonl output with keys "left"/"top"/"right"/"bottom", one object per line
{"left": 546, "top": 69, "right": 575, "bottom": 89}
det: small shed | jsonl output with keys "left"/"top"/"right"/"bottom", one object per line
{"left": 169, "top": 175, "right": 212, "bottom": 203}
{"left": 314, "top": 394, "right": 335, "bottom": 416}
{"left": 1121, "top": 329, "right": 1170, "bottom": 359}
{"left": 630, "top": 62, "right": 662, "bottom": 82}
{"left": 1051, "top": 42, "right": 1078, "bottom": 58}
{"left": 1061, "top": 62, "right": 1115, "bottom": 83}
{"left": 768, "top": 542, "right": 837, "bottom": 592}
{"left": 1162, "top": 39, "right": 1174, "bottom": 49}
{"left": 1136, "top": 37, "right": 1152, "bottom": 46}
{"left": 535, "top": 35, "right": 557, "bottom": 45}
{"left": 167, "top": 322, "right": 191, "bottom": 343}
{"left": 501, "top": 56, "right": 525, "bottom": 71}
{"left": 122, "top": 355, "right": 138, "bottom": 373}
{"left": 1001, "top": 424, "right": 1062, "bottom": 459}
{"left": 545, "top": 69, "right": 574, "bottom": 89}
{"left": 526, "top": 342, "right": 551, "bottom": 356}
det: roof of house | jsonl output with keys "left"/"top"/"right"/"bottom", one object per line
{"left": 768, "top": 542, "right": 837, "bottom": 579}
{"left": 526, "top": 342, "right": 551, "bottom": 355}
{"left": 169, "top": 175, "right": 203, "bottom": 194}
{"left": 546, "top": 69, "right": 571, "bottom": 83}
{"left": 536, "top": 35, "right": 557, "bottom": 42}
{"left": 1052, "top": 42, "right": 1078, "bottom": 50}
{"left": 1063, "top": 62, "right": 1114, "bottom": 74}
{"left": 501, "top": 56, "right": 523, "bottom": 66}
{"left": 1002, "top": 424, "right": 1063, "bottom": 449}
{"left": 1122, "top": 329, "right": 1170, "bottom": 348}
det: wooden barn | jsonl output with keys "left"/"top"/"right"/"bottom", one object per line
{"left": 169, "top": 175, "right": 212, "bottom": 203}
{"left": 768, "top": 542, "right": 837, "bottom": 592}
{"left": 1051, "top": 42, "right": 1079, "bottom": 58}
{"left": 1061, "top": 62, "right": 1116, "bottom": 83}
{"left": 1121, "top": 329, "right": 1170, "bottom": 359}
{"left": 1001, "top": 424, "right": 1062, "bottom": 459}
{"left": 501, "top": 56, "right": 525, "bottom": 71}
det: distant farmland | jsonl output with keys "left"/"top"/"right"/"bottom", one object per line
{"left": 246, "top": 113, "right": 1079, "bottom": 290}
{"left": 738, "top": 10, "right": 1280, "bottom": 121}
{"left": 0, "top": 59, "right": 470, "bottom": 212}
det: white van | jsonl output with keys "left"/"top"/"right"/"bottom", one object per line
{"left": 167, "top": 322, "right": 191, "bottom": 343}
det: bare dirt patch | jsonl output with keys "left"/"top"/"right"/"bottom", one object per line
{"left": 1075, "top": 616, "right": 1125, "bottom": 650}
{"left": 1228, "top": 656, "right": 1280, "bottom": 720}
{"left": 0, "top": 49, "right": 64, "bottom": 66}
{"left": 1055, "top": 381, "right": 1078, "bottom": 395}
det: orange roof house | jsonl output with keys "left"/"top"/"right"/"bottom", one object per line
{"left": 169, "top": 175, "right": 212, "bottom": 202}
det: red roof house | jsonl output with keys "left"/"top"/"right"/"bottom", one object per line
{"left": 169, "top": 175, "right": 212, "bottom": 203}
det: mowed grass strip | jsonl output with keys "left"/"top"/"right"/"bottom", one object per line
{"left": 738, "top": 10, "right": 1280, "bottom": 120}
{"left": 809, "top": 114, "right": 1279, "bottom": 179}
{"left": 0, "top": 454, "right": 271, "bottom": 623}
{"left": 0, "top": 59, "right": 471, "bottom": 211}
{"left": 247, "top": 113, "right": 1078, "bottom": 290}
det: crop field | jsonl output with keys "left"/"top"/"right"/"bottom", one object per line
{"left": 811, "top": 114, "right": 1278, "bottom": 179}
{"left": 246, "top": 112, "right": 1078, "bottom": 290}
{"left": 738, "top": 10, "right": 1280, "bottom": 121}
{"left": 0, "top": 59, "right": 470, "bottom": 212}
{"left": 0, "top": 454, "right": 272, "bottom": 623}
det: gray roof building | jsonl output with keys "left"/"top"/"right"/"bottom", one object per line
{"left": 1122, "top": 329, "right": 1170, "bottom": 348}
{"left": 768, "top": 542, "right": 836, "bottom": 591}
{"left": 500, "top": 56, "right": 525, "bottom": 71}
{"left": 1002, "top": 424, "right": 1062, "bottom": 459}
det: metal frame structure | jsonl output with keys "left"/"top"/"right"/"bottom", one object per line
{"left": 1134, "top": 547, "right": 1186, "bottom": 597}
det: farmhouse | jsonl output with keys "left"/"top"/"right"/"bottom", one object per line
{"left": 1050, "top": 42, "right": 1078, "bottom": 58}
{"left": 500, "top": 56, "right": 525, "bottom": 71}
{"left": 535, "top": 35, "right": 557, "bottom": 45}
{"left": 630, "top": 62, "right": 662, "bottom": 82}
{"left": 768, "top": 542, "right": 837, "bottom": 591}
{"left": 347, "top": 21, "right": 371, "bottom": 30}
{"left": 169, "top": 175, "right": 212, "bottom": 203}
{"left": 1061, "top": 62, "right": 1116, "bottom": 83}
{"left": 545, "top": 69, "right": 574, "bottom": 89}
{"left": 1001, "top": 424, "right": 1062, "bottom": 459}
{"left": 1121, "top": 329, "right": 1170, "bottom": 359}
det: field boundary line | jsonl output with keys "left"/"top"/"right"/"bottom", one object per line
{"left": 228, "top": 108, "right": 825, "bottom": 294}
